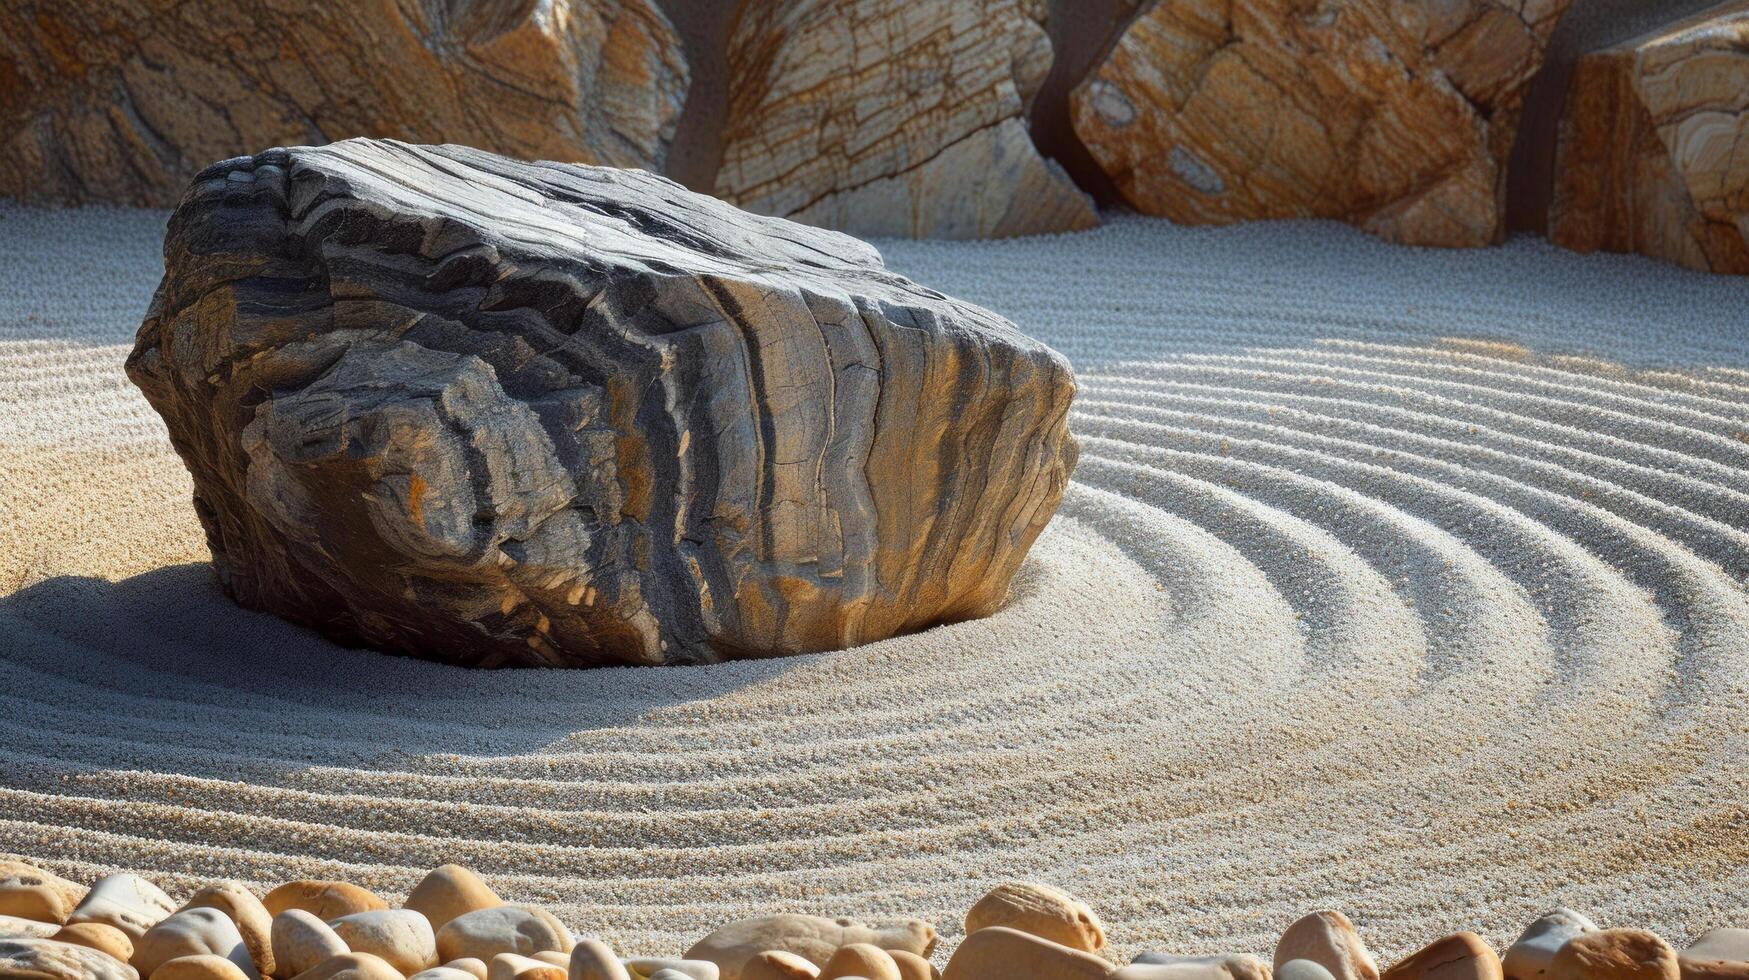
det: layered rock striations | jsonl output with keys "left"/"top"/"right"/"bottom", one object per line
{"left": 126, "top": 139, "right": 1078, "bottom": 667}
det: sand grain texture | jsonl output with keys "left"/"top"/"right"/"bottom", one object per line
{"left": 2, "top": 207, "right": 1748, "bottom": 965}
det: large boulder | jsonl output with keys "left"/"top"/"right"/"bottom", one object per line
{"left": 1548, "top": 3, "right": 1749, "bottom": 274}
{"left": 714, "top": 0, "right": 1097, "bottom": 238}
{"left": 127, "top": 138, "right": 1078, "bottom": 667}
{"left": 1070, "top": 0, "right": 1571, "bottom": 247}
{"left": 0, "top": 0, "right": 688, "bottom": 207}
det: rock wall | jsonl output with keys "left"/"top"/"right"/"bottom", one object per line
{"left": 1547, "top": 1, "right": 1749, "bottom": 274}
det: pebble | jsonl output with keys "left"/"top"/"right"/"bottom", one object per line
{"left": 1503, "top": 910, "right": 1598, "bottom": 980}
{"left": 1278, "top": 960, "right": 1341, "bottom": 980}
{"left": 964, "top": 882, "right": 1106, "bottom": 954}
{"left": 819, "top": 945, "right": 899, "bottom": 980}
{"left": 0, "top": 935, "right": 138, "bottom": 980}
{"left": 1682, "top": 929, "right": 1749, "bottom": 980}
{"left": 443, "top": 958, "right": 490, "bottom": 980}
{"left": 405, "top": 867, "right": 502, "bottom": 932}
{"left": 0, "top": 862, "right": 87, "bottom": 922}
{"left": 272, "top": 909, "right": 350, "bottom": 978}
{"left": 329, "top": 909, "right": 438, "bottom": 976}
{"left": 0, "top": 872, "right": 70, "bottom": 924}
{"left": 1275, "top": 912, "right": 1379, "bottom": 980}
{"left": 1549, "top": 929, "right": 1680, "bottom": 980}
{"left": 263, "top": 884, "right": 388, "bottom": 923}
{"left": 1380, "top": 934, "right": 1500, "bottom": 980}
{"left": 436, "top": 906, "right": 575, "bottom": 963}
{"left": 182, "top": 882, "right": 276, "bottom": 978}
{"left": 885, "top": 951, "right": 932, "bottom": 980}
{"left": 410, "top": 970, "right": 483, "bottom": 980}
{"left": 488, "top": 952, "right": 566, "bottom": 980}
{"left": 67, "top": 874, "right": 178, "bottom": 941}
{"left": 51, "top": 922, "right": 135, "bottom": 964}
{"left": 624, "top": 958, "right": 719, "bottom": 980}
{"left": 684, "top": 915, "right": 936, "bottom": 980}
{"left": 135, "top": 907, "right": 260, "bottom": 980}
{"left": 569, "top": 941, "right": 631, "bottom": 980}
{"left": 1, "top": 915, "right": 62, "bottom": 938}
{"left": 738, "top": 951, "right": 818, "bottom": 980}
{"left": 287, "top": 952, "right": 405, "bottom": 980}
{"left": 155, "top": 953, "right": 256, "bottom": 980}
{"left": 940, "top": 926, "right": 1109, "bottom": 980}
{"left": 1122, "top": 952, "right": 1273, "bottom": 980}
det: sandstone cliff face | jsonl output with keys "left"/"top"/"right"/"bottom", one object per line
{"left": 1548, "top": 2, "right": 1749, "bottom": 275}
{"left": 713, "top": 0, "right": 1098, "bottom": 239}
{"left": 0, "top": 0, "right": 688, "bottom": 207}
{"left": 1070, "top": 0, "right": 1570, "bottom": 247}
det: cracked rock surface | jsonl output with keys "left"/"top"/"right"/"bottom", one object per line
{"left": 125, "top": 139, "right": 1078, "bottom": 667}
{"left": 0, "top": 0, "right": 688, "bottom": 207}
{"left": 714, "top": 0, "right": 1098, "bottom": 239}
{"left": 1070, "top": 0, "right": 1570, "bottom": 247}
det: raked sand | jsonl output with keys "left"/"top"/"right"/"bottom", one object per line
{"left": 2, "top": 205, "right": 1748, "bottom": 965}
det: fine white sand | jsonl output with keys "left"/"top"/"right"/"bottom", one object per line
{"left": 3, "top": 205, "right": 1748, "bottom": 965}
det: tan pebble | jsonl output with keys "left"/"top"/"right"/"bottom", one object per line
{"left": 820, "top": 945, "right": 898, "bottom": 980}
{"left": 1504, "top": 910, "right": 1597, "bottom": 980}
{"left": 1277, "top": 961, "right": 1340, "bottom": 980}
{"left": 1120, "top": 953, "right": 1272, "bottom": 980}
{"left": 1382, "top": 934, "right": 1500, "bottom": 980}
{"left": 740, "top": 951, "right": 819, "bottom": 980}
{"left": 436, "top": 908, "right": 573, "bottom": 964}
{"left": 156, "top": 954, "right": 256, "bottom": 980}
{"left": 265, "top": 885, "right": 387, "bottom": 924}
{"left": 329, "top": 911, "right": 437, "bottom": 976}
{"left": 0, "top": 862, "right": 87, "bottom": 920}
{"left": 404, "top": 869, "right": 500, "bottom": 933}
{"left": 941, "top": 926, "right": 1107, "bottom": 980}
{"left": 68, "top": 874, "right": 178, "bottom": 941}
{"left": 1275, "top": 912, "right": 1378, "bottom": 980}
{"left": 532, "top": 952, "right": 569, "bottom": 969}
{"left": 488, "top": 953, "right": 566, "bottom": 980}
{"left": 136, "top": 908, "right": 259, "bottom": 980}
{"left": 624, "top": 959, "right": 718, "bottom": 980}
{"left": 1550, "top": 930, "right": 1679, "bottom": 980}
{"left": 52, "top": 922, "right": 135, "bottom": 963}
{"left": 183, "top": 883, "right": 276, "bottom": 977}
{"left": 0, "top": 935, "right": 137, "bottom": 980}
{"left": 443, "top": 960, "right": 488, "bottom": 980}
{"left": 885, "top": 951, "right": 932, "bottom": 980}
{"left": 411, "top": 970, "right": 483, "bottom": 980}
{"left": 1683, "top": 929, "right": 1749, "bottom": 980}
{"left": 273, "top": 910, "right": 350, "bottom": 979}
{"left": 964, "top": 883, "right": 1105, "bottom": 954}
{"left": 685, "top": 915, "right": 936, "bottom": 980}
{"left": 567, "top": 940, "right": 629, "bottom": 980}
{"left": 0, "top": 875, "right": 68, "bottom": 924}
{"left": 2, "top": 914, "right": 62, "bottom": 938}
{"left": 289, "top": 952, "right": 406, "bottom": 980}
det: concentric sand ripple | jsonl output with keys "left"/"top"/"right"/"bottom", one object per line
{"left": 2, "top": 207, "right": 1747, "bottom": 965}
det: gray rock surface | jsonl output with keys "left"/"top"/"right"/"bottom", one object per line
{"left": 127, "top": 138, "right": 1077, "bottom": 667}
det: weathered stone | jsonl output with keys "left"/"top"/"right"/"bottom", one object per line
{"left": 0, "top": 870, "right": 70, "bottom": 923}
{"left": 0, "top": 0, "right": 689, "bottom": 208}
{"left": 1549, "top": 930, "right": 1680, "bottom": 980}
{"left": 51, "top": 922, "right": 136, "bottom": 964}
{"left": 1504, "top": 911, "right": 1597, "bottom": 980}
{"left": 1381, "top": 934, "right": 1500, "bottom": 980}
{"left": 1072, "top": 0, "right": 1571, "bottom": 247}
{"left": 0, "top": 916, "right": 61, "bottom": 939}
{"left": 1123, "top": 952, "right": 1272, "bottom": 980}
{"left": 715, "top": 0, "right": 1096, "bottom": 238}
{"left": 435, "top": 907, "right": 574, "bottom": 964}
{"left": 272, "top": 910, "right": 351, "bottom": 979}
{"left": 964, "top": 882, "right": 1104, "bottom": 954}
{"left": 569, "top": 941, "right": 631, "bottom": 980}
{"left": 1278, "top": 960, "right": 1339, "bottom": 980}
{"left": 940, "top": 926, "right": 1108, "bottom": 980}
{"left": 885, "top": 951, "right": 932, "bottom": 980}
{"left": 329, "top": 910, "right": 438, "bottom": 976}
{"left": 447, "top": 958, "right": 490, "bottom": 980}
{"left": 1682, "top": 929, "right": 1749, "bottom": 980}
{"left": 405, "top": 867, "right": 501, "bottom": 933}
{"left": 684, "top": 915, "right": 937, "bottom": 980}
{"left": 490, "top": 953, "right": 568, "bottom": 980}
{"left": 0, "top": 863, "right": 86, "bottom": 921}
{"left": 738, "top": 952, "right": 819, "bottom": 980}
{"left": 183, "top": 882, "right": 276, "bottom": 978}
{"left": 287, "top": 952, "right": 405, "bottom": 980}
{"left": 67, "top": 875, "right": 178, "bottom": 942}
{"left": 156, "top": 954, "right": 258, "bottom": 980}
{"left": 414, "top": 970, "right": 485, "bottom": 980}
{"left": 819, "top": 945, "right": 899, "bottom": 980}
{"left": 263, "top": 884, "right": 387, "bottom": 923}
{"left": 128, "top": 138, "right": 1076, "bottom": 667}
{"left": 624, "top": 960, "right": 717, "bottom": 980}
{"left": 1275, "top": 912, "right": 1378, "bottom": 980}
{"left": 135, "top": 908, "right": 260, "bottom": 980}
{"left": 1548, "top": 3, "right": 1749, "bottom": 274}
{"left": 535, "top": 953, "right": 572, "bottom": 970}
{"left": 0, "top": 936, "right": 140, "bottom": 980}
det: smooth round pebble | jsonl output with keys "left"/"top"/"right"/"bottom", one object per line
{"left": 404, "top": 868, "right": 500, "bottom": 932}
{"left": 1276, "top": 911, "right": 1379, "bottom": 980}
{"left": 443, "top": 959, "right": 489, "bottom": 980}
{"left": 155, "top": 953, "right": 256, "bottom": 980}
{"left": 329, "top": 909, "right": 437, "bottom": 976}
{"left": 1549, "top": 929, "right": 1679, "bottom": 980}
{"left": 487, "top": 952, "right": 565, "bottom": 980}
{"left": 624, "top": 959, "right": 718, "bottom": 980}
{"left": 740, "top": 951, "right": 819, "bottom": 980}
{"left": 264, "top": 884, "right": 387, "bottom": 923}
{"left": 289, "top": 952, "right": 406, "bottom": 980}
{"left": 1379, "top": 933, "right": 1501, "bottom": 980}
{"left": 273, "top": 910, "right": 350, "bottom": 978}
{"left": 1503, "top": 910, "right": 1598, "bottom": 980}
{"left": 964, "top": 883, "right": 1105, "bottom": 953}
{"left": 436, "top": 907, "right": 573, "bottom": 964}
{"left": 569, "top": 941, "right": 630, "bottom": 980}
{"left": 67, "top": 874, "right": 177, "bottom": 941}
{"left": 50, "top": 922, "right": 135, "bottom": 964}
{"left": 819, "top": 945, "right": 898, "bottom": 980}
{"left": 941, "top": 926, "right": 1107, "bottom": 980}
{"left": 135, "top": 907, "right": 258, "bottom": 980}
{"left": 1682, "top": 929, "right": 1749, "bottom": 980}
{"left": 182, "top": 882, "right": 276, "bottom": 978}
